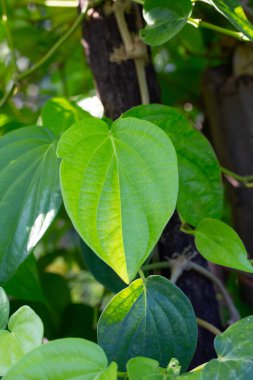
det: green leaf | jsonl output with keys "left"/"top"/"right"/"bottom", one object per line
{"left": 4, "top": 254, "right": 45, "bottom": 303}
{"left": 98, "top": 275, "right": 197, "bottom": 372}
{"left": 0, "top": 126, "right": 61, "bottom": 283}
{"left": 127, "top": 357, "right": 162, "bottom": 380}
{"left": 41, "top": 97, "right": 90, "bottom": 137}
{"left": 140, "top": 0, "right": 193, "bottom": 46}
{"left": 0, "top": 288, "right": 9, "bottom": 330}
{"left": 4, "top": 338, "right": 117, "bottom": 380}
{"left": 57, "top": 117, "right": 178, "bottom": 283}
{"left": 194, "top": 218, "right": 253, "bottom": 272}
{"left": 122, "top": 104, "right": 223, "bottom": 226}
{"left": 0, "top": 306, "right": 43, "bottom": 376}
{"left": 209, "top": 0, "right": 253, "bottom": 42}
{"left": 80, "top": 239, "right": 126, "bottom": 293}
{"left": 200, "top": 316, "right": 253, "bottom": 379}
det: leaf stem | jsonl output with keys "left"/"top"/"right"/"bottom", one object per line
{"left": 1, "top": 0, "right": 17, "bottom": 71}
{"left": 221, "top": 166, "right": 253, "bottom": 188}
{"left": 188, "top": 18, "right": 249, "bottom": 41}
{"left": 0, "top": 2, "right": 90, "bottom": 108}
{"left": 197, "top": 317, "right": 221, "bottom": 335}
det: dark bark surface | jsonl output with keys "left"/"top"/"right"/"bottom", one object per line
{"left": 80, "top": 0, "right": 221, "bottom": 368}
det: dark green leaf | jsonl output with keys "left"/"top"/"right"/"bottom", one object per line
{"left": 122, "top": 104, "right": 223, "bottom": 226}
{"left": 0, "top": 288, "right": 9, "bottom": 330}
{"left": 140, "top": 0, "right": 193, "bottom": 46}
{"left": 57, "top": 117, "right": 178, "bottom": 283}
{"left": 80, "top": 239, "right": 126, "bottom": 293}
{"left": 4, "top": 338, "right": 117, "bottom": 380}
{"left": 98, "top": 275, "right": 197, "bottom": 372}
{"left": 0, "top": 127, "right": 61, "bottom": 283}
{"left": 195, "top": 218, "right": 253, "bottom": 273}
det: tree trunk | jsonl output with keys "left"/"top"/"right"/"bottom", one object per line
{"left": 79, "top": 0, "right": 221, "bottom": 368}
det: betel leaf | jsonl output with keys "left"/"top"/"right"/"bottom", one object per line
{"left": 0, "top": 127, "right": 61, "bottom": 283}
{"left": 98, "top": 275, "right": 197, "bottom": 372}
{"left": 127, "top": 357, "right": 162, "bottom": 380}
{"left": 57, "top": 117, "right": 178, "bottom": 283}
{"left": 80, "top": 239, "right": 126, "bottom": 293}
{"left": 188, "top": 316, "right": 253, "bottom": 379}
{"left": 140, "top": 0, "right": 193, "bottom": 46}
{"left": 209, "top": 0, "right": 253, "bottom": 42}
{"left": 0, "top": 306, "right": 43, "bottom": 376}
{"left": 41, "top": 97, "right": 90, "bottom": 137}
{"left": 122, "top": 104, "right": 223, "bottom": 226}
{"left": 0, "top": 288, "right": 9, "bottom": 330}
{"left": 4, "top": 338, "right": 117, "bottom": 380}
{"left": 194, "top": 218, "right": 253, "bottom": 273}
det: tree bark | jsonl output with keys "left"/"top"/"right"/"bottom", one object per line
{"left": 80, "top": 0, "right": 221, "bottom": 368}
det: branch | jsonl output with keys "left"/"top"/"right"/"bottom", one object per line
{"left": 197, "top": 317, "right": 221, "bottom": 335}
{"left": 221, "top": 166, "right": 253, "bottom": 188}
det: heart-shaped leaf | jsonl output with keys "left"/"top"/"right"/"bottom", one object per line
{"left": 0, "top": 126, "right": 61, "bottom": 283}
{"left": 41, "top": 97, "right": 90, "bottom": 136}
{"left": 98, "top": 275, "right": 197, "bottom": 372}
{"left": 209, "top": 0, "right": 253, "bottom": 42}
{"left": 194, "top": 218, "right": 253, "bottom": 272}
{"left": 57, "top": 117, "right": 178, "bottom": 283}
{"left": 0, "top": 306, "right": 43, "bottom": 376}
{"left": 0, "top": 288, "right": 9, "bottom": 330}
{"left": 4, "top": 338, "right": 117, "bottom": 380}
{"left": 140, "top": 0, "right": 193, "bottom": 46}
{"left": 122, "top": 104, "right": 223, "bottom": 226}
{"left": 183, "top": 316, "right": 253, "bottom": 379}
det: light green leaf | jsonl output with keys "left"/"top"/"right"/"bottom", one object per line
{"left": 140, "top": 0, "right": 193, "bottom": 46}
{"left": 127, "top": 357, "right": 161, "bottom": 380}
{"left": 209, "top": 0, "right": 253, "bottom": 42}
{"left": 122, "top": 104, "right": 223, "bottom": 226}
{"left": 4, "top": 338, "right": 116, "bottom": 380}
{"left": 57, "top": 117, "right": 178, "bottom": 283}
{"left": 98, "top": 275, "right": 197, "bottom": 372}
{"left": 0, "top": 288, "right": 9, "bottom": 330}
{"left": 0, "top": 306, "right": 43, "bottom": 376}
{"left": 0, "top": 126, "right": 61, "bottom": 283}
{"left": 194, "top": 218, "right": 253, "bottom": 272}
{"left": 41, "top": 97, "right": 90, "bottom": 136}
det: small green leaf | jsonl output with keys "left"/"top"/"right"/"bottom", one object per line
{"left": 41, "top": 97, "right": 90, "bottom": 136}
{"left": 80, "top": 239, "right": 126, "bottom": 293}
{"left": 127, "top": 357, "right": 162, "bottom": 380}
{"left": 0, "top": 306, "right": 43, "bottom": 376}
{"left": 0, "top": 126, "right": 61, "bottom": 283}
{"left": 140, "top": 0, "right": 193, "bottom": 46}
{"left": 209, "top": 0, "right": 253, "bottom": 42}
{"left": 122, "top": 104, "right": 223, "bottom": 226}
{"left": 4, "top": 338, "right": 117, "bottom": 380}
{"left": 57, "top": 117, "right": 178, "bottom": 283}
{"left": 0, "top": 288, "right": 9, "bottom": 330}
{"left": 98, "top": 275, "right": 197, "bottom": 372}
{"left": 194, "top": 218, "right": 253, "bottom": 272}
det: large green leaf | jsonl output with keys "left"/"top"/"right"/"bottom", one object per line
{"left": 0, "top": 306, "right": 43, "bottom": 376}
{"left": 194, "top": 218, "right": 253, "bottom": 272}
{"left": 0, "top": 288, "right": 9, "bottom": 330}
{"left": 0, "top": 126, "right": 61, "bottom": 283}
{"left": 57, "top": 117, "right": 178, "bottom": 283}
{"left": 41, "top": 97, "right": 90, "bottom": 136}
{"left": 98, "top": 275, "right": 197, "bottom": 372}
{"left": 184, "top": 316, "right": 253, "bottom": 379}
{"left": 209, "top": 0, "right": 253, "bottom": 42}
{"left": 123, "top": 104, "right": 223, "bottom": 226}
{"left": 140, "top": 0, "right": 193, "bottom": 46}
{"left": 4, "top": 338, "right": 117, "bottom": 380}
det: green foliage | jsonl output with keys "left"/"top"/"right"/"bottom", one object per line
{"left": 98, "top": 275, "right": 197, "bottom": 372}
{"left": 0, "top": 306, "right": 43, "bottom": 376}
{"left": 194, "top": 218, "right": 253, "bottom": 273}
{"left": 140, "top": 0, "right": 193, "bottom": 46}
{"left": 57, "top": 116, "right": 178, "bottom": 283}
{"left": 0, "top": 288, "right": 9, "bottom": 330}
{"left": 123, "top": 105, "right": 223, "bottom": 226}
{"left": 4, "top": 338, "right": 117, "bottom": 380}
{"left": 0, "top": 126, "right": 61, "bottom": 283}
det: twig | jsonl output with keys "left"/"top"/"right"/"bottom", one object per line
{"left": 197, "top": 317, "right": 221, "bottom": 335}
{"left": 1, "top": 0, "right": 17, "bottom": 71}
{"left": 221, "top": 166, "right": 253, "bottom": 188}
